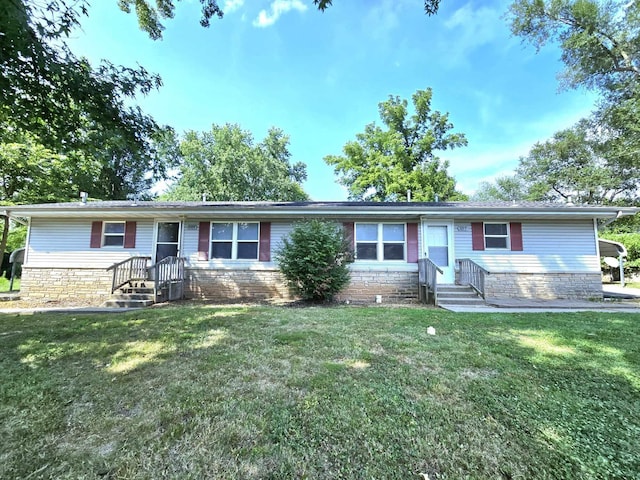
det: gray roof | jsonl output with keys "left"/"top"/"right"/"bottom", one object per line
{"left": 2, "top": 200, "right": 638, "bottom": 221}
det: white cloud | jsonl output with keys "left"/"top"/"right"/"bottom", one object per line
{"left": 440, "top": 3, "right": 507, "bottom": 66}
{"left": 224, "top": 0, "right": 244, "bottom": 14}
{"left": 253, "top": 0, "right": 308, "bottom": 28}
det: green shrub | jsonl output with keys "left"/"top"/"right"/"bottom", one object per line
{"left": 275, "top": 220, "right": 354, "bottom": 302}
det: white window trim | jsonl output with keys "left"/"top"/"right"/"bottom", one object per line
{"left": 102, "top": 221, "right": 125, "bottom": 248}
{"left": 210, "top": 222, "right": 260, "bottom": 260}
{"left": 484, "top": 222, "right": 510, "bottom": 250}
{"left": 355, "top": 222, "right": 406, "bottom": 262}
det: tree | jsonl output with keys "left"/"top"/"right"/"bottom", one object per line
{"left": 513, "top": 119, "right": 638, "bottom": 204}
{"left": 507, "top": 0, "right": 639, "bottom": 92}
{"left": 325, "top": 89, "right": 468, "bottom": 202}
{"left": 164, "top": 124, "right": 308, "bottom": 202}
{"left": 472, "top": 176, "right": 530, "bottom": 202}
{"left": 275, "top": 220, "right": 353, "bottom": 302}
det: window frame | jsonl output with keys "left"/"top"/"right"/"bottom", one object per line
{"left": 209, "top": 221, "right": 260, "bottom": 260}
{"left": 483, "top": 222, "right": 510, "bottom": 250}
{"left": 354, "top": 222, "right": 406, "bottom": 262}
{"left": 102, "top": 221, "right": 126, "bottom": 247}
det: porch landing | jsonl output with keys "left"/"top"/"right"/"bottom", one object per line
{"left": 441, "top": 286, "right": 640, "bottom": 313}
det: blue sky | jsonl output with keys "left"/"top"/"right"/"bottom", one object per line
{"left": 68, "top": 0, "right": 597, "bottom": 200}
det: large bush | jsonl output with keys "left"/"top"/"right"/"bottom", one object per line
{"left": 275, "top": 220, "right": 353, "bottom": 302}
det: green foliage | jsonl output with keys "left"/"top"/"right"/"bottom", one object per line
{"left": 314, "top": 0, "right": 442, "bottom": 15}
{"left": 164, "top": 124, "right": 308, "bottom": 201}
{"left": 0, "top": 2, "right": 180, "bottom": 202}
{"left": 472, "top": 175, "right": 530, "bottom": 201}
{"left": 6, "top": 225, "right": 27, "bottom": 252}
{"left": 600, "top": 232, "right": 640, "bottom": 269}
{"left": 506, "top": 0, "right": 640, "bottom": 207}
{"left": 518, "top": 119, "right": 637, "bottom": 204}
{"left": 325, "top": 88, "right": 468, "bottom": 202}
{"left": 275, "top": 220, "right": 353, "bottom": 302}
{"left": 507, "top": 0, "right": 640, "bottom": 92}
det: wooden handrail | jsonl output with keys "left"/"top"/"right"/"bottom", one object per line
{"left": 456, "top": 258, "right": 490, "bottom": 298}
{"left": 108, "top": 256, "right": 151, "bottom": 293}
{"left": 418, "top": 258, "right": 443, "bottom": 304}
{"left": 148, "top": 256, "right": 185, "bottom": 302}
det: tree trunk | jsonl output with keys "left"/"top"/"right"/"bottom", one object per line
{"left": 0, "top": 214, "right": 9, "bottom": 264}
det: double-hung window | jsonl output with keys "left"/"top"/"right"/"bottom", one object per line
{"left": 484, "top": 223, "right": 509, "bottom": 249}
{"left": 102, "top": 221, "right": 125, "bottom": 247}
{"left": 210, "top": 222, "right": 259, "bottom": 260}
{"left": 355, "top": 223, "right": 405, "bottom": 261}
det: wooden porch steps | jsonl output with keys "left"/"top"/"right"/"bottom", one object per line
{"left": 437, "top": 285, "right": 485, "bottom": 307}
{"left": 103, "top": 283, "right": 155, "bottom": 308}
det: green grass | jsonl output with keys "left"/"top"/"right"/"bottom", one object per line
{"left": 0, "top": 276, "right": 19, "bottom": 292}
{"left": 1, "top": 305, "right": 639, "bottom": 479}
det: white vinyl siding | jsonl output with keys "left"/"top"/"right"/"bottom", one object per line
{"left": 26, "top": 218, "right": 153, "bottom": 268}
{"left": 454, "top": 220, "right": 600, "bottom": 273}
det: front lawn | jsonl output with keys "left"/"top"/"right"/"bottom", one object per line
{"left": 1, "top": 306, "right": 638, "bottom": 479}
{"left": 0, "top": 276, "right": 19, "bottom": 292}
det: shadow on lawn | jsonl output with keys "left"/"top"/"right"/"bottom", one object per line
{"left": 4, "top": 305, "right": 253, "bottom": 374}
{"left": 458, "top": 313, "right": 640, "bottom": 478}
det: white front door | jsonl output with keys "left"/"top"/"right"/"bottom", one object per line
{"left": 154, "top": 221, "right": 182, "bottom": 262}
{"left": 422, "top": 221, "right": 455, "bottom": 283}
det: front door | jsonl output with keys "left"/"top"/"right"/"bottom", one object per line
{"left": 155, "top": 221, "right": 181, "bottom": 262}
{"left": 422, "top": 221, "right": 455, "bottom": 283}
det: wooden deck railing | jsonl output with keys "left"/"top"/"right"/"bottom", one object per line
{"left": 418, "top": 258, "right": 444, "bottom": 305}
{"left": 148, "top": 256, "right": 185, "bottom": 302}
{"left": 107, "top": 256, "right": 151, "bottom": 293}
{"left": 457, "top": 258, "right": 490, "bottom": 298}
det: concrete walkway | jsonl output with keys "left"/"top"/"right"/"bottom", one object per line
{"left": 442, "top": 285, "right": 640, "bottom": 313}
{"left": 0, "top": 306, "right": 142, "bottom": 314}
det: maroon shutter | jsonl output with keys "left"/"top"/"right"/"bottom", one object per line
{"left": 259, "top": 222, "right": 271, "bottom": 262}
{"left": 90, "top": 221, "right": 102, "bottom": 248}
{"left": 198, "top": 222, "right": 210, "bottom": 260}
{"left": 406, "top": 223, "right": 418, "bottom": 263}
{"left": 471, "top": 222, "right": 485, "bottom": 251}
{"left": 510, "top": 222, "right": 523, "bottom": 251}
{"left": 124, "top": 221, "right": 136, "bottom": 248}
{"left": 343, "top": 222, "right": 355, "bottom": 249}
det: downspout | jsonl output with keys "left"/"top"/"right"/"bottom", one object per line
{"left": 599, "top": 210, "right": 624, "bottom": 230}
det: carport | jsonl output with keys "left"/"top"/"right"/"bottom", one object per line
{"left": 599, "top": 238, "right": 627, "bottom": 287}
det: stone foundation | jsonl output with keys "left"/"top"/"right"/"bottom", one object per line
{"left": 336, "top": 271, "right": 419, "bottom": 303}
{"left": 185, "top": 269, "right": 292, "bottom": 302}
{"left": 186, "top": 268, "right": 419, "bottom": 303}
{"left": 483, "top": 272, "right": 603, "bottom": 300}
{"left": 21, "top": 267, "right": 113, "bottom": 304}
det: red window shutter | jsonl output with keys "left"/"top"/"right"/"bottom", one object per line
{"left": 510, "top": 222, "right": 523, "bottom": 251}
{"left": 406, "top": 223, "right": 419, "bottom": 263}
{"left": 471, "top": 222, "right": 485, "bottom": 251}
{"left": 343, "top": 222, "right": 355, "bottom": 249}
{"left": 259, "top": 222, "right": 271, "bottom": 262}
{"left": 198, "top": 222, "right": 210, "bottom": 260}
{"left": 90, "top": 221, "right": 102, "bottom": 248}
{"left": 124, "top": 221, "right": 136, "bottom": 248}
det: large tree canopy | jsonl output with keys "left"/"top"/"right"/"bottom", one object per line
{"left": 518, "top": 120, "right": 637, "bottom": 204}
{"left": 325, "top": 89, "right": 467, "bottom": 202}
{"left": 164, "top": 124, "right": 308, "bottom": 202}
{"left": 508, "top": 0, "right": 640, "bottom": 92}
{"left": 475, "top": 117, "right": 640, "bottom": 205}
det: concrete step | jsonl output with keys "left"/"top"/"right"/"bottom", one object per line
{"left": 437, "top": 297, "right": 486, "bottom": 306}
{"left": 102, "top": 298, "right": 154, "bottom": 308}
{"left": 119, "top": 287, "right": 155, "bottom": 295}
{"left": 436, "top": 284, "right": 485, "bottom": 307}
{"left": 113, "top": 294, "right": 155, "bottom": 303}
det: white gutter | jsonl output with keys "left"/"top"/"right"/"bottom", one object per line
{"left": 598, "top": 210, "right": 624, "bottom": 230}
{"left": 0, "top": 209, "right": 29, "bottom": 225}
{"left": 7, "top": 207, "right": 638, "bottom": 219}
